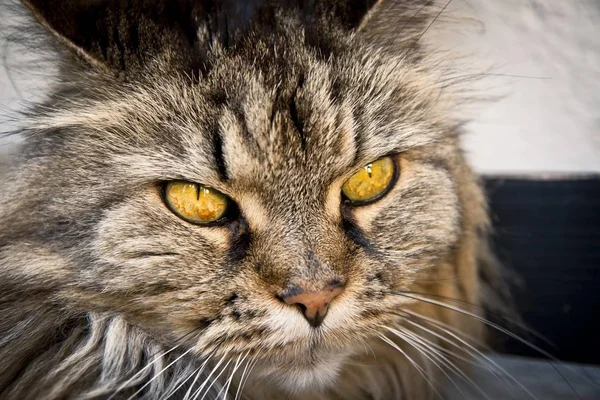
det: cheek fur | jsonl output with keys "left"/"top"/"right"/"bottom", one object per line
{"left": 352, "top": 157, "right": 461, "bottom": 261}
{"left": 88, "top": 190, "right": 233, "bottom": 313}
{"left": 0, "top": 0, "right": 496, "bottom": 397}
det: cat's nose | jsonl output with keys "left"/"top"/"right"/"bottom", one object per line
{"left": 279, "top": 281, "right": 344, "bottom": 328}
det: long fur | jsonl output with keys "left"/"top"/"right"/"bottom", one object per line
{"left": 0, "top": 1, "right": 511, "bottom": 399}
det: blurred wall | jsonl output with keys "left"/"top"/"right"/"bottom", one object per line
{"left": 1, "top": 0, "right": 599, "bottom": 173}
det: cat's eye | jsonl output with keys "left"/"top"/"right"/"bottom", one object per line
{"left": 342, "top": 156, "right": 397, "bottom": 205}
{"left": 162, "top": 181, "right": 230, "bottom": 225}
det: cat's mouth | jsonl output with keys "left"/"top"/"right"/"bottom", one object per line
{"left": 186, "top": 292, "right": 388, "bottom": 393}
{"left": 250, "top": 349, "right": 351, "bottom": 394}
{"left": 190, "top": 326, "right": 362, "bottom": 394}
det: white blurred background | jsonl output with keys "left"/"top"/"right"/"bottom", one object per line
{"left": 1, "top": 0, "right": 599, "bottom": 174}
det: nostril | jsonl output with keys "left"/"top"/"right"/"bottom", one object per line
{"left": 295, "top": 303, "right": 307, "bottom": 314}
{"left": 277, "top": 284, "right": 344, "bottom": 327}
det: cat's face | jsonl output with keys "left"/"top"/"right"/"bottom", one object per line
{"left": 5, "top": 0, "right": 474, "bottom": 394}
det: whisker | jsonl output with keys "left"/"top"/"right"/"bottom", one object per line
{"left": 396, "top": 290, "right": 553, "bottom": 347}
{"left": 403, "top": 310, "right": 537, "bottom": 399}
{"left": 216, "top": 352, "right": 249, "bottom": 400}
{"left": 402, "top": 310, "right": 490, "bottom": 350}
{"left": 183, "top": 370, "right": 203, "bottom": 400}
{"left": 440, "top": 72, "right": 552, "bottom": 84}
{"left": 409, "top": 334, "right": 481, "bottom": 398}
{"left": 406, "top": 0, "right": 454, "bottom": 54}
{"left": 110, "top": 326, "right": 205, "bottom": 399}
{"left": 235, "top": 356, "right": 259, "bottom": 400}
{"left": 388, "top": 326, "right": 468, "bottom": 397}
{"left": 197, "top": 358, "right": 233, "bottom": 400}
{"left": 384, "top": 325, "right": 492, "bottom": 400}
{"left": 187, "top": 354, "right": 229, "bottom": 400}
{"left": 398, "top": 318, "right": 495, "bottom": 371}
{"left": 183, "top": 356, "right": 215, "bottom": 400}
{"left": 108, "top": 343, "right": 182, "bottom": 399}
{"left": 378, "top": 333, "right": 443, "bottom": 399}
{"left": 547, "top": 360, "right": 584, "bottom": 400}
{"left": 394, "top": 292, "right": 555, "bottom": 359}
{"left": 406, "top": 327, "right": 500, "bottom": 399}
{"left": 162, "top": 372, "right": 196, "bottom": 400}
{"left": 126, "top": 347, "right": 195, "bottom": 400}
{"left": 162, "top": 351, "right": 215, "bottom": 400}
{"left": 233, "top": 357, "right": 253, "bottom": 400}
{"left": 386, "top": 2, "right": 430, "bottom": 48}
{"left": 403, "top": 317, "right": 505, "bottom": 376}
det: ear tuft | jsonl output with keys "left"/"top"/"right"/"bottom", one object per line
{"left": 315, "top": 0, "right": 380, "bottom": 30}
{"left": 357, "top": 0, "right": 437, "bottom": 53}
{"left": 21, "top": 0, "right": 437, "bottom": 75}
{"left": 22, "top": 0, "right": 203, "bottom": 74}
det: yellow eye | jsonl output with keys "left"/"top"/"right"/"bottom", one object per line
{"left": 163, "top": 181, "right": 230, "bottom": 224}
{"left": 341, "top": 156, "right": 397, "bottom": 205}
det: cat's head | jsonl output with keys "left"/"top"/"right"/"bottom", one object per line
{"left": 2, "top": 0, "right": 485, "bottom": 393}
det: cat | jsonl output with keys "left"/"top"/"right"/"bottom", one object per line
{"left": 0, "top": 0, "right": 510, "bottom": 399}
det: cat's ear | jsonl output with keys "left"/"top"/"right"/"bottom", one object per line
{"left": 353, "top": 0, "right": 437, "bottom": 51}
{"left": 315, "top": 0, "right": 380, "bottom": 30}
{"left": 21, "top": 0, "right": 206, "bottom": 74}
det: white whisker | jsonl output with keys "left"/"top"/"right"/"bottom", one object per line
{"left": 401, "top": 316, "right": 503, "bottom": 374}
{"left": 126, "top": 347, "right": 194, "bottom": 400}
{"left": 233, "top": 359, "right": 252, "bottom": 400}
{"left": 378, "top": 333, "right": 443, "bottom": 399}
{"left": 216, "top": 352, "right": 248, "bottom": 400}
{"left": 187, "top": 354, "right": 229, "bottom": 400}
{"left": 398, "top": 293, "right": 553, "bottom": 359}
{"left": 403, "top": 310, "right": 490, "bottom": 350}
{"left": 389, "top": 325, "right": 492, "bottom": 400}
{"left": 183, "top": 355, "right": 215, "bottom": 400}
{"left": 108, "top": 344, "right": 182, "bottom": 399}
{"left": 235, "top": 355, "right": 258, "bottom": 400}
{"left": 387, "top": 324, "right": 466, "bottom": 396}
{"left": 162, "top": 352, "right": 215, "bottom": 400}
{"left": 399, "top": 329, "right": 469, "bottom": 398}
{"left": 197, "top": 358, "right": 233, "bottom": 400}
{"left": 404, "top": 311, "right": 538, "bottom": 400}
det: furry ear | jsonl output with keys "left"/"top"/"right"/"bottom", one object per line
{"left": 21, "top": 0, "right": 209, "bottom": 74}
{"left": 356, "top": 0, "right": 436, "bottom": 52}
{"left": 315, "top": 0, "right": 379, "bottom": 30}
{"left": 21, "top": 0, "right": 435, "bottom": 74}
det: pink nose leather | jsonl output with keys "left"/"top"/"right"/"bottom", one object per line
{"left": 282, "top": 286, "right": 344, "bottom": 327}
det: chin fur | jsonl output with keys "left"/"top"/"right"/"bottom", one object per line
{"left": 252, "top": 353, "right": 347, "bottom": 395}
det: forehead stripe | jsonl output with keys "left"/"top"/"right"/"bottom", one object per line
{"left": 212, "top": 126, "right": 229, "bottom": 181}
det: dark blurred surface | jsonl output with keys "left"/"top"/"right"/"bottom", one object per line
{"left": 485, "top": 177, "right": 600, "bottom": 365}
